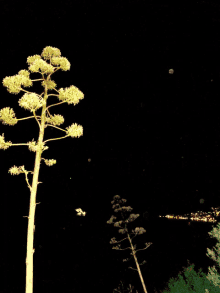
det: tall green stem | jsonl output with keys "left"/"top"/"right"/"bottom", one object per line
{"left": 25, "top": 91, "right": 47, "bottom": 293}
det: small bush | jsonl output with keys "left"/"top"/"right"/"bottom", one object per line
{"left": 160, "top": 260, "right": 220, "bottom": 293}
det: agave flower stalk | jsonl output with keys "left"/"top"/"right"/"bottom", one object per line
{"left": 107, "top": 195, "right": 153, "bottom": 293}
{"left": 0, "top": 46, "right": 84, "bottom": 293}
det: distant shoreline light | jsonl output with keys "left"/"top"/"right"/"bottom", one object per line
{"left": 159, "top": 207, "right": 220, "bottom": 223}
{"left": 159, "top": 215, "right": 216, "bottom": 223}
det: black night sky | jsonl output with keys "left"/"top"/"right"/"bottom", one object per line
{"left": 1, "top": 1, "right": 220, "bottom": 293}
